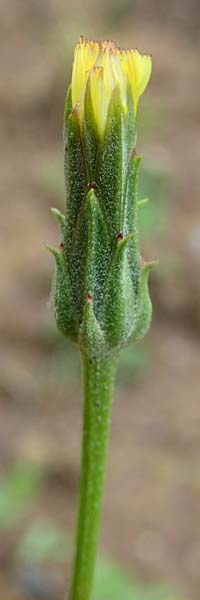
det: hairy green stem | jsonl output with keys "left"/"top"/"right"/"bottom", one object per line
{"left": 69, "top": 351, "right": 118, "bottom": 600}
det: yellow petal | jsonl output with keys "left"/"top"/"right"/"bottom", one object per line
{"left": 70, "top": 37, "right": 152, "bottom": 136}
{"left": 71, "top": 37, "right": 99, "bottom": 109}
{"left": 109, "top": 51, "right": 127, "bottom": 112}
{"left": 88, "top": 42, "right": 127, "bottom": 136}
{"left": 133, "top": 50, "right": 152, "bottom": 97}
{"left": 89, "top": 66, "right": 109, "bottom": 138}
{"left": 120, "top": 49, "right": 152, "bottom": 113}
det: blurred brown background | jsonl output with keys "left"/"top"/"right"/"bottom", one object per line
{"left": 1, "top": 1, "right": 200, "bottom": 599}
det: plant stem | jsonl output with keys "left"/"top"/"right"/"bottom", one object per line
{"left": 69, "top": 351, "right": 118, "bottom": 600}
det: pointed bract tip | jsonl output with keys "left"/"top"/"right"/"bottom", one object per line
{"left": 45, "top": 243, "right": 59, "bottom": 257}
{"left": 87, "top": 182, "right": 97, "bottom": 192}
{"left": 131, "top": 148, "right": 137, "bottom": 159}
{"left": 141, "top": 256, "right": 159, "bottom": 268}
{"left": 141, "top": 256, "right": 148, "bottom": 267}
{"left": 138, "top": 197, "right": 149, "bottom": 207}
{"left": 58, "top": 241, "right": 64, "bottom": 251}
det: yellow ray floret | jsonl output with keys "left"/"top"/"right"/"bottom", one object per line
{"left": 71, "top": 36, "right": 152, "bottom": 137}
{"left": 71, "top": 37, "right": 99, "bottom": 109}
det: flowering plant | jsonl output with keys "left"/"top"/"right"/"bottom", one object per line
{"left": 48, "top": 36, "right": 153, "bottom": 600}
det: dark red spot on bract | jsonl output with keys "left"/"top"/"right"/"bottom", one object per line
{"left": 87, "top": 292, "right": 93, "bottom": 303}
{"left": 117, "top": 232, "right": 123, "bottom": 241}
{"left": 59, "top": 241, "right": 64, "bottom": 251}
{"left": 87, "top": 182, "right": 97, "bottom": 191}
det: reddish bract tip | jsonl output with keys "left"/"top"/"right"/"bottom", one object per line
{"left": 117, "top": 232, "right": 124, "bottom": 241}
{"left": 87, "top": 292, "right": 93, "bottom": 303}
{"left": 59, "top": 241, "right": 64, "bottom": 251}
{"left": 87, "top": 182, "right": 97, "bottom": 192}
{"left": 131, "top": 148, "right": 137, "bottom": 159}
{"left": 141, "top": 256, "right": 148, "bottom": 267}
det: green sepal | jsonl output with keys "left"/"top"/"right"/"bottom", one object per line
{"left": 124, "top": 153, "right": 141, "bottom": 236}
{"left": 102, "top": 234, "right": 135, "bottom": 348}
{"left": 71, "top": 188, "right": 110, "bottom": 324}
{"left": 46, "top": 245, "right": 77, "bottom": 341}
{"left": 51, "top": 208, "right": 65, "bottom": 239}
{"left": 79, "top": 296, "right": 106, "bottom": 359}
{"left": 124, "top": 153, "right": 142, "bottom": 292}
{"left": 83, "top": 79, "right": 99, "bottom": 181}
{"left": 63, "top": 85, "right": 72, "bottom": 125}
{"left": 125, "top": 82, "right": 136, "bottom": 155}
{"left": 64, "top": 109, "right": 87, "bottom": 252}
{"left": 95, "top": 85, "right": 131, "bottom": 240}
{"left": 85, "top": 189, "right": 110, "bottom": 319}
{"left": 130, "top": 261, "right": 156, "bottom": 343}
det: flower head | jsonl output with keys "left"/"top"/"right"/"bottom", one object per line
{"left": 71, "top": 36, "right": 152, "bottom": 137}
{"left": 50, "top": 34, "right": 154, "bottom": 354}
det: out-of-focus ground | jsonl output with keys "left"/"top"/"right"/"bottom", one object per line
{"left": 0, "top": 1, "right": 200, "bottom": 599}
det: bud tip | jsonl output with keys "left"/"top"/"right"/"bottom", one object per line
{"left": 141, "top": 256, "right": 159, "bottom": 268}
{"left": 87, "top": 182, "right": 97, "bottom": 192}
{"left": 131, "top": 148, "right": 137, "bottom": 159}
{"left": 59, "top": 241, "right": 64, "bottom": 251}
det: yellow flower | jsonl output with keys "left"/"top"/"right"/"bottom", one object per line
{"left": 71, "top": 36, "right": 152, "bottom": 138}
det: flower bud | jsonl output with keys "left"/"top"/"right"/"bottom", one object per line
{"left": 49, "top": 37, "right": 154, "bottom": 358}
